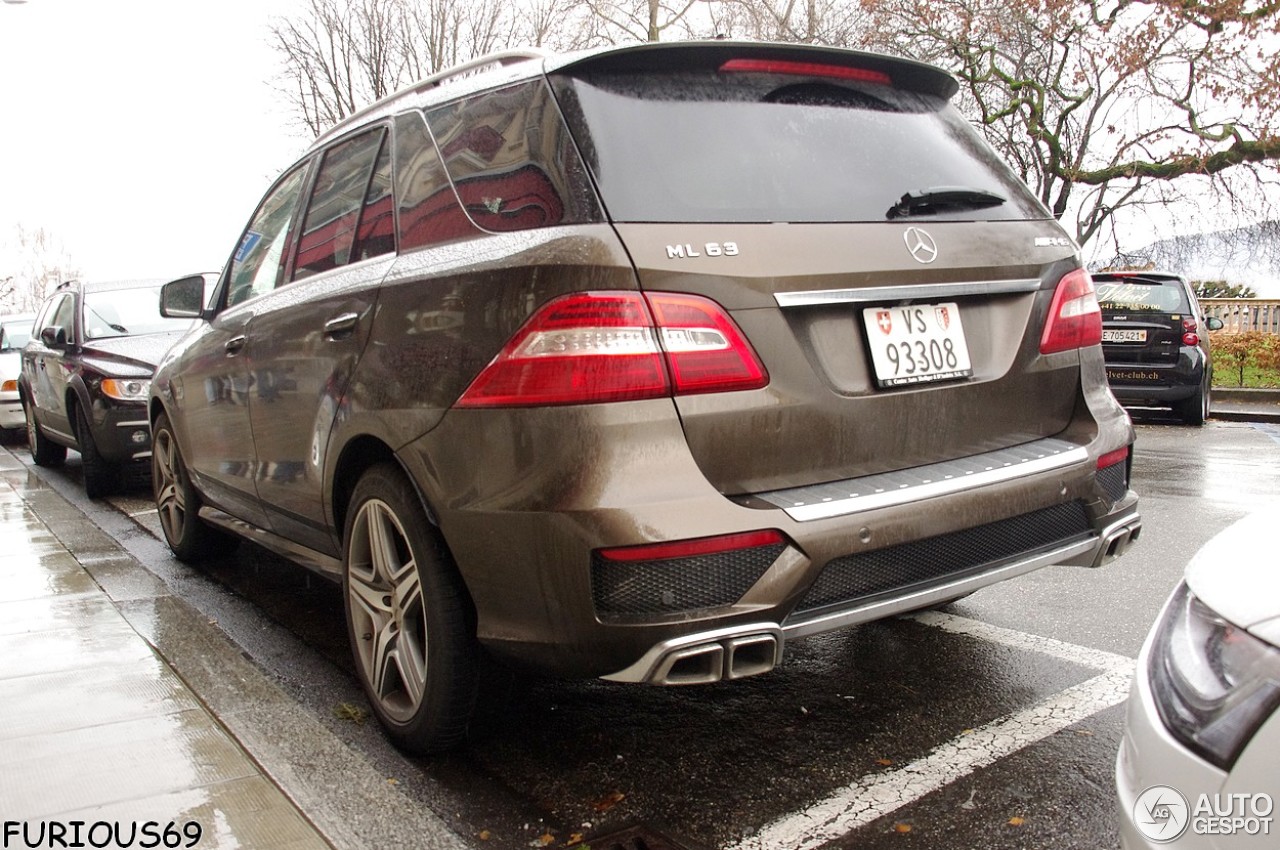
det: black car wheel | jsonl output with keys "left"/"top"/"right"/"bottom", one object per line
{"left": 343, "top": 463, "right": 478, "bottom": 754}
{"left": 1174, "top": 378, "right": 1209, "bottom": 427}
{"left": 74, "top": 403, "right": 121, "bottom": 498}
{"left": 152, "top": 413, "right": 239, "bottom": 561}
{"left": 24, "top": 397, "right": 66, "bottom": 467}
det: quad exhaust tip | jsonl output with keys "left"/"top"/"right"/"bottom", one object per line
{"left": 650, "top": 632, "right": 781, "bottom": 685}
{"left": 1098, "top": 519, "right": 1142, "bottom": 566}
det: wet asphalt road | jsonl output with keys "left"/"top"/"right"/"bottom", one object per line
{"left": 9, "top": 412, "right": 1280, "bottom": 850}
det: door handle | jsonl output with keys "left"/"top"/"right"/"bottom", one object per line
{"left": 225, "top": 335, "right": 246, "bottom": 355}
{"left": 323, "top": 312, "right": 360, "bottom": 339}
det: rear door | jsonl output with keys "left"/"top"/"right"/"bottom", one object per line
{"left": 246, "top": 126, "right": 396, "bottom": 555}
{"left": 550, "top": 45, "right": 1086, "bottom": 496}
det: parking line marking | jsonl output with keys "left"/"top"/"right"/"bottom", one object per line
{"left": 727, "top": 668, "right": 1133, "bottom": 850}
{"left": 909, "top": 610, "right": 1135, "bottom": 673}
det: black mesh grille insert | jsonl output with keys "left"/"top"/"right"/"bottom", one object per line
{"left": 592, "top": 544, "right": 784, "bottom": 617}
{"left": 793, "top": 501, "right": 1092, "bottom": 615}
{"left": 1097, "top": 461, "right": 1128, "bottom": 503}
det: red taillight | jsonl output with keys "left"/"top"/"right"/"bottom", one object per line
{"left": 1, "top": 379, "right": 16, "bottom": 393}
{"left": 1097, "top": 446, "right": 1129, "bottom": 470}
{"left": 1182, "top": 318, "right": 1200, "bottom": 347}
{"left": 597, "top": 529, "right": 785, "bottom": 563}
{"left": 455, "top": 291, "right": 769, "bottom": 408}
{"left": 718, "top": 58, "right": 892, "bottom": 86}
{"left": 1040, "top": 269, "right": 1102, "bottom": 354}
{"left": 646, "top": 293, "right": 769, "bottom": 395}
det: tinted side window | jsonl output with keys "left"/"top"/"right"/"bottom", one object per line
{"left": 395, "top": 111, "right": 477, "bottom": 251}
{"left": 48, "top": 294, "right": 76, "bottom": 343}
{"left": 354, "top": 135, "right": 395, "bottom": 262}
{"left": 228, "top": 166, "right": 309, "bottom": 307}
{"left": 295, "top": 128, "right": 386, "bottom": 281}
{"left": 426, "top": 79, "right": 602, "bottom": 233}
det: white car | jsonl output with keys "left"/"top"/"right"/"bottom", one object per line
{"left": 0, "top": 313, "right": 36, "bottom": 435}
{"left": 1117, "top": 512, "right": 1278, "bottom": 848}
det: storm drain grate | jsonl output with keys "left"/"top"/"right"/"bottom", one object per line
{"left": 586, "top": 825, "right": 701, "bottom": 850}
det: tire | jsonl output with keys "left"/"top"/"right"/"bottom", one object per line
{"left": 24, "top": 396, "right": 66, "bottom": 467}
{"left": 343, "top": 463, "right": 478, "bottom": 754}
{"left": 152, "top": 413, "right": 240, "bottom": 561}
{"left": 1174, "top": 380, "right": 1209, "bottom": 427}
{"left": 74, "top": 403, "right": 122, "bottom": 498}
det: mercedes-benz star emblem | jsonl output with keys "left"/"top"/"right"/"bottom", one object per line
{"left": 903, "top": 227, "right": 939, "bottom": 264}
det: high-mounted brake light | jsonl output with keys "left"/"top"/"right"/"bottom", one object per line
{"left": 455, "top": 291, "right": 769, "bottom": 408}
{"left": 1040, "top": 269, "right": 1102, "bottom": 354}
{"left": 718, "top": 58, "right": 892, "bottom": 86}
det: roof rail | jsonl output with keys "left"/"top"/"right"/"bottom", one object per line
{"left": 314, "top": 48, "right": 555, "bottom": 147}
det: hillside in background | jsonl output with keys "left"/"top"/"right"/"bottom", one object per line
{"left": 1094, "top": 220, "right": 1280, "bottom": 297}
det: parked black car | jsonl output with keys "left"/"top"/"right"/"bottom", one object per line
{"left": 1093, "top": 271, "right": 1224, "bottom": 425}
{"left": 20, "top": 278, "right": 197, "bottom": 496}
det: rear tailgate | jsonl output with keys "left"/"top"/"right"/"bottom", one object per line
{"left": 616, "top": 221, "right": 1083, "bottom": 495}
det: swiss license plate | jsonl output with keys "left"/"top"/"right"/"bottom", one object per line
{"left": 862, "top": 303, "right": 973, "bottom": 387}
{"left": 1102, "top": 328, "right": 1147, "bottom": 343}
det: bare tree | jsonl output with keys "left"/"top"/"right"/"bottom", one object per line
{"left": 704, "top": 0, "right": 873, "bottom": 43}
{"left": 0, "top": 225, "right": 80, "bottom": 314}
{"left": 580, "top": 0, "right": 707, "bottom": 42}
{"left": 272, "top": 0, "right": 603, "bottom": 137}
{"left": 853, "top": 0, "right": 1280, "bottom": 251}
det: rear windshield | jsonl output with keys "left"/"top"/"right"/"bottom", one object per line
{"left": 550, "top": 69, "right": 1046, "bottom": 224}
{"left": 1095, "top": 280, "right": 1191, "bottom": 314}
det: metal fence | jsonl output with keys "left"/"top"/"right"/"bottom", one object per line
{"left": 1201, "top": 299, "right": 1280, "bottom": 334}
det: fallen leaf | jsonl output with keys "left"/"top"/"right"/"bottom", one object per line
{"left": 876, "top": 758, "right": 894, "bottom": 766}
{"left": 592, "top": 791, "right": 625, "bottom": 813}
{"left": 894, "top": 822, "right": 913, "bottom": 833}
{"left": 538, "top": 833, "right": 555, "bottom": 846}
{"left": 1008, "top": 816, "right": 1025, "bottom": 827}
{"left": 478, "top": 830, "right": 491, "bottom": 841}
{"left": 566, "top": 833, "right": 585, "bottom": 846}
{"left": 334, "top": 703, "right": 368, "bottom": 724}
{"left": 386, "top": 777, "right": 399, "bottom": 786}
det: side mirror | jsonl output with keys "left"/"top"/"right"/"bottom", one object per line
{"left": 1205, "top": 316, "right": 1225, "bottom": 331}
{"left": 40, "top": 326, "right": 68, "bottom": 348}
{"left": 160, "top": 274, "right": 208, "bottom": 319}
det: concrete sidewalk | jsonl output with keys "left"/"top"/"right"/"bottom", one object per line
{"left": 1210, "top": 386, "right": 1280, "bottom": 423}
{"left": 0, "top": 447, "right": 333, "bottom": 849}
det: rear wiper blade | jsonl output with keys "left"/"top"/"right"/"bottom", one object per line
{"left": 887, "top": 186, "right": 1007, "bottom": 219}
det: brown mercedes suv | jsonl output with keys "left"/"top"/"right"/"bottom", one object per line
{"left": 150, "top": 41, "right": 1142, "bottom": 753}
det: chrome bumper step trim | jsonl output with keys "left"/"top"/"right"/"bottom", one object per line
{"left": 755, "top": 437, "right": 1088, "bottom": 522}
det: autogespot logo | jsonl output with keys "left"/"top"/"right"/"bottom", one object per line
{"left": 1135, "top": 785, "right": 1191, "bottom": 843}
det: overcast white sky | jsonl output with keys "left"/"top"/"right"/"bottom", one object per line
{"left": 0, "top": 0, "right": 310, "bottom": 283}
{"left": 3, "top": 0, "right": 1276, "bottom": 297}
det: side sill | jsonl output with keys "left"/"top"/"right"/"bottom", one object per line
{"left": 198, "top": 506, "right": 343, "bottom": 579}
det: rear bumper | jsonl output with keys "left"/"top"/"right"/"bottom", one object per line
{"left": 0, "top": 395, "right": 22, "bottom": 430}
{"left": 403, "top": 396, "right": 1139, "bottom": 681}
{"left": 1106, "top": 349, "right": 1206, "bottom": 405}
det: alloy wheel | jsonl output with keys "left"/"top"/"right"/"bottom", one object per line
{"left": 153, "top": 428, "right": 187, "bottom": 544}
{"left": 347, "top": 498, "right": 428, "bottom": 724}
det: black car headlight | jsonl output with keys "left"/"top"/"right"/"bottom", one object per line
{"left": 1149, "top": 581, "right": 1280, "bottom": 770}
{"left": 101, "top": 378, "right": 151, "bottom": 402}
